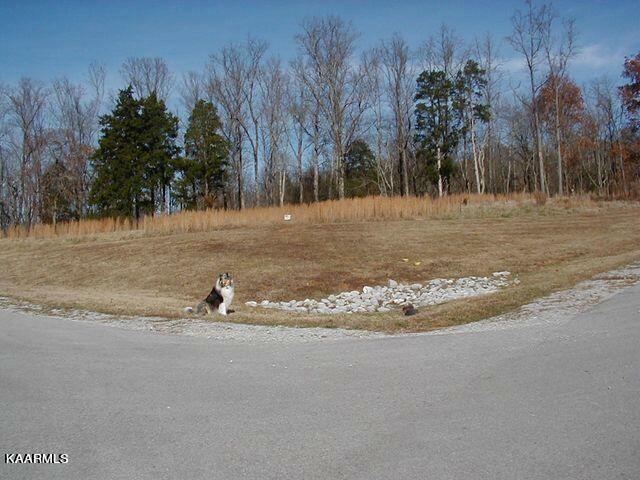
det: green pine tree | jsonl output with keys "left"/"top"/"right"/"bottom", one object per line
{"left": 344, "top": 139, "right": 377, "bottom": 197}
{"left": 174, "top": 100, "right": 229, "bottom": 210}
{"left": 140, "top": 93, "right": 180, "bottom": 214}
{"left": 89, "top": 86, "right": 144, "bottom": 218}
{"left": 90, "top": 87, "right": 180, "bottom": 218}
{"left": 414, "top": 69, "right": 460, "bottom": 194}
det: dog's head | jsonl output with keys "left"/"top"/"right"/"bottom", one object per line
{"left": 218, "top": 272, "right": 234, "bottom": 288}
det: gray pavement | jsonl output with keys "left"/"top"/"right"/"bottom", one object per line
{"left": 1, "top": 284, "right": 639, "bottom": 479}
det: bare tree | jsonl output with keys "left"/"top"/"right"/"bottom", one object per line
{"left": 180, "top": 71, "right": 204, "bottom": 115}
{"left": 3, "top": 78, "right": 50, "bottom": 227}
{"left": 50, "top": 69, "right": 102, "bottom": 217}
{"left": 240, "top": 38, "right": 268, "bottom": 206}
{"left": 259, "top": 58, "right": 288, "bottom": 205}
{"left": 507, "top": 0, "right": 553, "bottom": 194}
{"left": 589, "top": 77, "right": 626, "bottom": 193}
{"left": 120, "top": 57, "right": 174, "bottom": 101}
{"left": 206, "top": 39, "right": 268, "bottom": 208}
{"left": 295, "top": 16, "right": 367, "bottom": 199}
{"left": 423, "top": 24, "right": 467, "bottom": 77}
{"left": 291, "top": 56, "right": 325, "bottom": 202}
{"left": 543, "top": 17, "right": 576, "bottom": 195}
{"left": 286, "top": 76, "right": 310, "bottom": 203}
{"left": 0, "top": 84, "right": 10, "bottom": 229}
{"left": 380, "top": 34, "right": 415, "bottom": 196}
{"left": 362, "top": 47, "right": 395, "bottom": 196}
{"left": 475, "top": 33, "right": 503, "bottom": 193}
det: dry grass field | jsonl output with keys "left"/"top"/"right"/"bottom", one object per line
{"left": 1, "top": 195, "right": 639, "bottom": 332}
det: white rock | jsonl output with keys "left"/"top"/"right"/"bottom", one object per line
{"left": 493, "top": 271, "right": 510, "bottom": 277}
{"left": 245, "top": 301, "right": 258, "bottom": 307}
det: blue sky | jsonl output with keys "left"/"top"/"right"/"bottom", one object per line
{"left": 1, "top": 0, "right": 638, "bottom": 96}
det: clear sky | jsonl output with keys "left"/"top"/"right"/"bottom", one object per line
{"left": 1, "top": 0, "right": 638, "bottom": 95}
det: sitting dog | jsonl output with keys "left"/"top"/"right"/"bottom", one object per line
{"left": 185, "top": 273, "right": 235, "bottom": 316}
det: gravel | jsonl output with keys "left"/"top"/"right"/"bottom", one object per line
{"left": 245, "top": 272, "right": 515, "bottom": 314}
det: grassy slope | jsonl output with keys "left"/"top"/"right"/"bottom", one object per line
{"left": 1, "top": 202, "right": 639, "bottom": 332}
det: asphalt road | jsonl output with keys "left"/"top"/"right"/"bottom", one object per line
{"left": 1, "top": 284, "right": 639, "bottom": 480}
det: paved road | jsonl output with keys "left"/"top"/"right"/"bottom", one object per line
{"left": 1, "top": 285, "right": 639, "bottom": 480}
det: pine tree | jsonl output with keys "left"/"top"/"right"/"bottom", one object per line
{"left": 344, "top": 139, "right": 377, "bottom": 197}
{"left": 89, "top": 87, "right": 144, "bottom": 218}
{"left": 174, "top": 100, "right": 228, "bottom": 209}
{"left": 414, "top": 70, "right": 460, "bottom": 196}
{"left": 140, "top": 93, "right": 180, "bottom": 214}
{"left": 90, "top": 87, "right": 180, "bottom": 218}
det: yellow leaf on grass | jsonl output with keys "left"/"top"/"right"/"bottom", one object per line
{"left": 414, "top": 261, "right": 422, "bottom": 266}
{"left": 402, "top": 258, "right": 409, "bottom": 262}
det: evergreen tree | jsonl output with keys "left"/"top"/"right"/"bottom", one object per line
{"left": 174, "top": 100, "right": 228, "bottom": 209}
{"left": 414, "top": 69, "right": 460, "bottom": 194}
{"left": 455, "top": 60, "right": 490, "bottom": 136}
{"left": 90, "top": 87, "right": 180, "bottom": 218}
{"left": 344, "top": 139, "right": 377, "bottom": 197}
{"left": 140, "top": 93, "right": 179, "bottom": 213}
{"left": 89, "top": 87, "right": 144, "bottom": 218}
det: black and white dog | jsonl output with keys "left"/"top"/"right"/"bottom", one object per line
{"left": 185, "top": 273, "right": 235, "bottom": 316}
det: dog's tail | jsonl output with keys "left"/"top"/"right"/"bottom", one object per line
{"left": 184, "top": 302, "right": 208, "bottom": 315}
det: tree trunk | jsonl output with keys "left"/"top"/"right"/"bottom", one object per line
{"left": 279, "top": 170, "right": 286, "bottom": 206}
{"left": 554, "top": 85, "right": 564, "bottom": 196}
{"left": 338, "top": 154, "right": 345, "bottom": 200}
{"left": 237, "top": 146, "right": 244, "bottom": 210}
{"left": 437, "top": 146, "right": 443, "bottom": 198}
{"left": 313, "top": 158, "right": 319, "bottom": 203}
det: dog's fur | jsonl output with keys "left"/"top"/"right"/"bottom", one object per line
{"left": 185, "top": 273, "right": 235, "bottom": 316}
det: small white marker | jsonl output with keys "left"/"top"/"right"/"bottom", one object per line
{"left": 283, "top": 214, "right": 292, "bottom": 221}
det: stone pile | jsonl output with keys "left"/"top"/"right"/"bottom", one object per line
{"left": 245, "top": 271, "right": 516, "bottom": 315}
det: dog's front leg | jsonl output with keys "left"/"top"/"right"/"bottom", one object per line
{"left": 218, "top": 302, "right": 227, "bottom": 315}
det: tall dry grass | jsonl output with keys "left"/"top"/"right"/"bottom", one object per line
{"left": 4, "top": 193, "right": 598, "bottom": 240}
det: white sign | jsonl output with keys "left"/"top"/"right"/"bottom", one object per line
{"left": 283, "top": 214, "right": 292, "bottom": 221}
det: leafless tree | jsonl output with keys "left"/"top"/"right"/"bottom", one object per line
{"left": 295, "top": 16, "right": 368, "bottom": 199}
{"left": 180, "top": 71, "right": 204, "bottom": 115}
{"left": 380, "top": 34, "right": 415, "bottom": 196}
{"left": 362, "top": 47, "right": 393, "bottom": 196}
{"left": 285, "top": 76, "right": 310, "bottom": 203}
{"left": 259, "top": 58, "right": 288, "bottom": 205}
{"left": 423, "top": 24, "right": 467, "bottom": 76}
{"left": 240, "top": 38, "right": 268, "bottom": 206}
{"left": 120, "top": 57, "right": 174, "bottom": 101}
{"left": 50, "top": 69, "right": 103, "bottom": 217}
{"left": 475, "top": 33, "right": 503, "bottom": 193}
{"left": 206, "top": 39, "right": 268, "bottom": 208}
{"left": 0, "top": 84, "right": 10, "bottom": 229}
{"left": 3, "top": 78, "right": 50, "bottom": 227}
{"left": 588, "top": 77, "right": 626, "bottom": 193}
{"left": 507, "top": 0, "right": 553, "bottom": 194}
{"left": 543, "top": 16, "right": 576, "bottom": 195}
{"left": 291, "top": 56, "right": 325, "bottom": 202}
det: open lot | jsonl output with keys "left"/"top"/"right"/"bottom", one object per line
{"left": 1, "top": 197, "right": 639, "bottom": 332}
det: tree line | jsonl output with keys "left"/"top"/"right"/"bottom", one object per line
{"left": 1, "top": 1, "right": 639, "bottom": 229}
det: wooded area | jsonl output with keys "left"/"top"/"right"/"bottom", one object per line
{"left": 1, "top": 0, "right": 639, "bottom": 232}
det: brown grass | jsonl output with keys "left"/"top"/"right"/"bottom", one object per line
{"left": 4, "top": 192, "right": 595, "bottom": 239}
{"left": 1, "top": 195, "right": 639, "bottom": 333}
